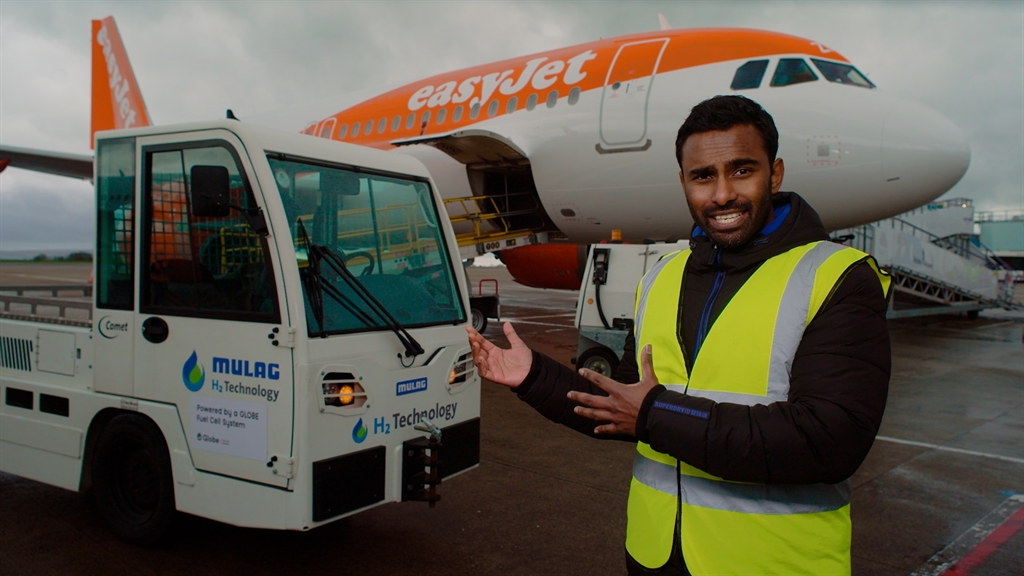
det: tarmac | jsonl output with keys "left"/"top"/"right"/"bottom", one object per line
{"left": 1, "top": 261, "right": 1022, "bottom": 575}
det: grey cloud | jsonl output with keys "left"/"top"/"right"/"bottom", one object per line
{"left": 1, "top": 0, "right": 1021, "bottom": 253}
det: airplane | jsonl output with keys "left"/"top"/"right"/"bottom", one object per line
{"left": 0, "top": 16, "right": 970, "bottom": 290}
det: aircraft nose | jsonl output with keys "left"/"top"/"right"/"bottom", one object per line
{"left": 882, "top": 99, "right": 971, "bottom": 205}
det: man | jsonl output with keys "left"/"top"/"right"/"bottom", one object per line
{"left": 467, "top": 95, "right": 891, "bottom": 575}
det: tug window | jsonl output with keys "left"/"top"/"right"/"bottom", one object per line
{"left": 770, "top": 58, "right": 818, "bottom": 87}
{"left": 811, "top": 59, "right": 875, "bottom": 88}
{"left": 731, "top": 60, "right": 769, "bottom": 90}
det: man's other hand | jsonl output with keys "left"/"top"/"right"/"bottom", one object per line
{"left": 570, "top": 344, "right": 660, "bottom": 436}
{"left": 466, "top": 322, "right": 532, "bottom": 389}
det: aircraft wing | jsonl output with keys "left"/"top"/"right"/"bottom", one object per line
{"left": 0, "top": 145, "right": 94, "bottom": 180}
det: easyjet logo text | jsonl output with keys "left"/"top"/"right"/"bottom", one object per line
{"left": 407, "top": 50, "right": 597, "bottom": 112}
{"left": 96, "top": 24, "right": 139, "bottom": 129}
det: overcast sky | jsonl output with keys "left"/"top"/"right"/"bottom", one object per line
{"left": 1, "top": 0, "right": 1021, "bottom": 253}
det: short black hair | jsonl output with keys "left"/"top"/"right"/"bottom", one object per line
{"left": 675, "top": 95, "right": 779, "bottom": 168}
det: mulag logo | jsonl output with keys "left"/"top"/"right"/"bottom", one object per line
{"left": 182, "top": 351, "right": 205, "bottom": 392}
{"left": 396, "top": 377, "right": 427, "bottom": 396}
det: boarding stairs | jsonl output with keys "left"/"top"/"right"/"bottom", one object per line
{"left": 835, "top": 200, "right": 1020, "bottom": 318}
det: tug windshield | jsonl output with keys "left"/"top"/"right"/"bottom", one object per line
{"left": 267, "top": 155, "right": 465, "bottom": 336}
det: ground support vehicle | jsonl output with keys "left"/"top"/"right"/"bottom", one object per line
{"left": 0, "top": 121, "right": 480, "bottom": 543}
{"left": 573, "top": 242, "right": 682, "bottom": 375}
{"left": 468, "top": 278, "right": 500, "bottom": 333}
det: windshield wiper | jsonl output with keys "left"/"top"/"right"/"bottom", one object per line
{"left": 296, "top": 219, "right": 425, "bottom": 358}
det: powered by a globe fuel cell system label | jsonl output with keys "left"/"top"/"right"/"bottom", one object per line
{"left": 190, "top": 395, "right": 268, "bottom": 461}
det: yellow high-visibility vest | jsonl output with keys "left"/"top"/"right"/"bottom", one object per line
{"left": 627, "top": 241, "right": 890, "bottom": 575}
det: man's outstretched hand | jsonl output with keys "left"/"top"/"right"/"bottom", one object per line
{"left": 466, "top": 322, "right": 533, "bottom": 389}
{"left": 570, "top": 344, "right": 660, "bottom": 436}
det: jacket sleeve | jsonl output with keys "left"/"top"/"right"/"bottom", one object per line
{"left": 635, "top": 262, "right": 891, "bottom": 484}
{"left": 513, "top": 333, "right": 638, "bottom": 441}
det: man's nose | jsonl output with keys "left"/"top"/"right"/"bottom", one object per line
{"left": 711, "top": 175, "right": 736, "bottom": 205}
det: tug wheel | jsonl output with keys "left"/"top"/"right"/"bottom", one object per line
{"left": 93, "top": 413, "right": 176, "bottom": 546}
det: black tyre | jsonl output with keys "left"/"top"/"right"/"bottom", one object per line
{"left": 471, "top": 307, "right": 488, "bottom": 333}
{"left": 92, "top": 413, "right": 176, "bottom": 546}
{"left": 577, "top": 347, "right": 618, "bottom": 377}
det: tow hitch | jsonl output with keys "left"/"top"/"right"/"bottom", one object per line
{"left": 403, "top": 420, "right": 443, "bottom": 507}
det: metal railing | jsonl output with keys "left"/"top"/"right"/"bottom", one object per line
{"left": 882, "top": 218, "right": 1013, "bottom": 270}
{"left": 0, "top": 285, "right": 93, "bottom": 326}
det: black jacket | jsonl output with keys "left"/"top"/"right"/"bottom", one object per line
{"left": 514, "top": 192, "right": 891, "bottom": 485}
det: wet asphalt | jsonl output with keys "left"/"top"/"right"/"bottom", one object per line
{"left": 0, "top": 262, "right": 1021, "bottom": 575}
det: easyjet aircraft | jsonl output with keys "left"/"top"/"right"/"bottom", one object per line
{"left": 1, "top": 16, "right": 970, "bottom": 290}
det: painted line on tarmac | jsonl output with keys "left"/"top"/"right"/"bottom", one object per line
{"left": 875, "top": 436, "right": 1024, "bottom": 464}
{"left": 501, "top": 317, "right": 577, "bottom": 327}
{"left": 909, "top": 493, "right": 1024, "bottom": 576}
{"left": 500, "top": 317, "right": 575, "bottom": 329}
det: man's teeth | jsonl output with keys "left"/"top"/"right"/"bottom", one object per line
{"left": 713, "top": 213, "right": 742, "bottom": 225}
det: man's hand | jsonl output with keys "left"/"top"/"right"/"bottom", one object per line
{"left": 466, "top": 322, "right": 533, "bottom": 389}
{"left": 569, "top": 344, "right": 659, "bottom": 436}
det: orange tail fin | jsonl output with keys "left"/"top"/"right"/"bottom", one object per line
{"left": 91, "top": 17, "right": 151, "bottom": 148}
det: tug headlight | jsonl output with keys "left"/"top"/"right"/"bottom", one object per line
{"left": 321, "top": 373, "right": 366, "bottom": 408}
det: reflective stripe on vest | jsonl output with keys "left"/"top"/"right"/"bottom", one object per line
{"left": 625, "top": 241, "right": 889, "bottom": 575}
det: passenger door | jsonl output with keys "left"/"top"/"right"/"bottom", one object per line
{"left": 132, "top": 131, "right": 293, "bottom": 488}
{"left": 598, "top": 39, "right": 669, "bottom": 151}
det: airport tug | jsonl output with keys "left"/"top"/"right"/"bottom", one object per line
{"left": 0, "top": 121, "right": 480, "bottom": 544}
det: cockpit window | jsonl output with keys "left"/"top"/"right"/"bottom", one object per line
{"left": 810, "top": 58, "right": 875, "bottom": 88}
{"left": 770, "top": 58, "right": 818, "bottom": 87}
{"left": 730, "top": 60, "right": 769, "bottom": 90}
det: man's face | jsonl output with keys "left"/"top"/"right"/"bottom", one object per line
{"left": 679, "top": 124, "right": 785, "bottom": 248}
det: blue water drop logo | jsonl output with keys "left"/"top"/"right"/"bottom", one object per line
{"left": 352, "top": 418, "right": 368, "bottom": 443}
{"left": 182, "top": 351, "right": 205, "bottom": 392}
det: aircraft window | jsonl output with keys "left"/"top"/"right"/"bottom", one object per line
{"left": 770, "top": 58, "right": 818, "bottom": 87}
{"left": 364, "top": 121, "right": 374, "bottom": 136}
{"left": 436, "top": 108, "right": 447, "bottom": 125}
{"left": 568, "top": 87, "right": 580, "bottom": 105}
{"left": 507, "top": 97, "right": 518, "bottom": 114}
{"left": 338, "top": 124, "right": 348, "bottom": 139}
{"left": 352, "top": 122, "right": 361, "bottom": 138}
{"left": 487, "top": 100, "right": 499, "bottom": 117}
{"left": 453, "top": 105, "right": 463, "bottom": 122}
{"left": 391, "top": 116, "right": 401, "bottom": 131}
{"left": 470, "top": 103, "right": 481, "bottom": 120}
{"left": 731, "top": 60, "right": 769, "bottom": 90}
{"left": 421, "top": 110, "right": 431, "bottom": 128}
{"left": 377, "top": 118, "right": 387, "bottom": 134}
{"left": 810, "top": 59, "right": 875, "bottom": 88}
{"left": 405, "top": 113, "right": 416, "bottom": 129}
{"left": 546, "top": 90, "right": 558, "bottom": 108}
{"left": 526, "top": 94, "right": 538, "bottom": 111}
{"left": 319, "top": 122, "right": 334, "bottom": 139}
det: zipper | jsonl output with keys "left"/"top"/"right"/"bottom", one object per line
{"left": 693, "top": 245, "right": 724, "bottom": 362}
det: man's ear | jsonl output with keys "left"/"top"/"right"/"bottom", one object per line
{"left": 770, "top": 158, "right": 785, "bottom": 194}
